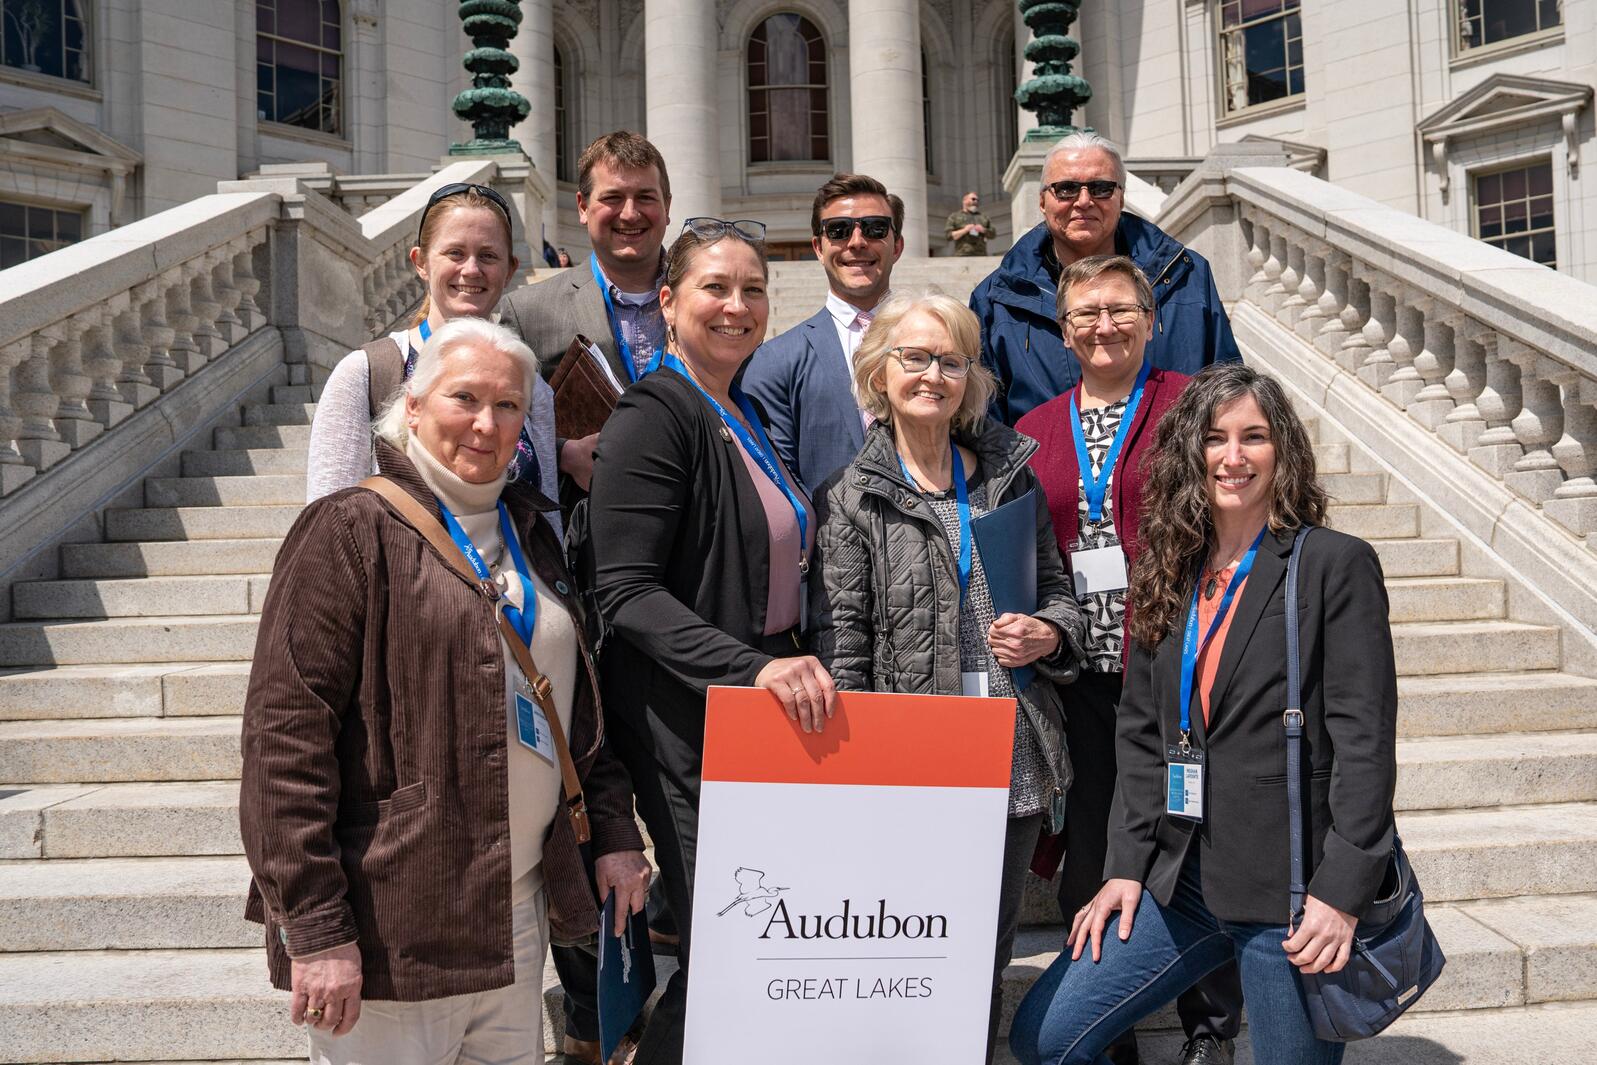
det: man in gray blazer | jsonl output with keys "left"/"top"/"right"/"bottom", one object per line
{"left": 743, "top": 173, "right": 905, "bottom": 498}
{"left": 498, "top": 130, "right": 672, "bottom": 492}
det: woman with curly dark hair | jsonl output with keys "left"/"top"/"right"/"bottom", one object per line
{"left": 1010, "top": 363, "right": 1399, "bottom": 1065}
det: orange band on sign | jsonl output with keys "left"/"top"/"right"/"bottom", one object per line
{"left": 700, "top": 687, "right": 1016, "bottom": 789}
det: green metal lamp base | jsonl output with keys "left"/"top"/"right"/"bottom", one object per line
{"left": 450, "top": 138, "right": 526, "bottom": 156}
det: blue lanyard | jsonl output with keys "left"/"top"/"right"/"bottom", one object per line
{"left": 897, "top": 443, "right": 973, "bottom": 602}
{"left": 419, "top": 319, "right": 432, "bottom": 343}
{"left": 663, "top": 353, "right": 808, "bottom": 559}
{"left": 590, "top": 255, "right": 663, "bottom": 383}
{"left": 1177, "top": 528, "right": 1266, "bottom": 745}
{"left": 437, "top": 499, "right": 537, "bottom": 648}
{"left": 1070, "top": 360, "right": 1150, "bottom": 523}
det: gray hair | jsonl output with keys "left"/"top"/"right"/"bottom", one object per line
{"left": 373, "top": 317, "right": 539, "bottom": 449}
{"left": 1044, "top": 131, "right": 1126, "bottom": 185}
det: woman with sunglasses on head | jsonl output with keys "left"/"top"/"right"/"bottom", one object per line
{"left": 809, "top": 292, "right": 1087, "bottom": 1064}
{"left": 1009, "top": 364, "right": 1398, "bottom": 1065}
{"left": 306, "top": 182, "right": 559, "bottom": 524}
{"left": 587, "top": 217, "right": 835, "bottom": 1065}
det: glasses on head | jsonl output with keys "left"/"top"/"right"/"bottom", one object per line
{"left": 1044, "top": 179, "right": 1122, "bottom": 203}
{"left": 683, "top": 217, "right": 767, "bottom": 242}
{"left": 890, "top": 347, "right": 975, "bottom": 379}
{"left": 1063, "top": 304, "right": 1149, "bottom": 330}
{"left": 418, "top": 182, "right": 515, "bottom": 244}
{"left": 820, "top": 215, "right": 895, "bottom": 243}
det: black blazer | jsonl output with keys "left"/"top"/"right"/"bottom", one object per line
{"left": 1104, "top": 525, "right": 1398, "bottom": 925}
{"left": 588, "top": 368, "right": 796, "bottom": 779}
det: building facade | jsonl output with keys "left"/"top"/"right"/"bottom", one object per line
{"left": 0, "top": 0, "right": 1592, "bottom": 279}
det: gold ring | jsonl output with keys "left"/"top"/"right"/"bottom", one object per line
{"left": 305, "top": 1007, "right": 324, "bottom": 1020}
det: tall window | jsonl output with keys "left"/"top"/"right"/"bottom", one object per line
{"left": 1474, "top": 161, "right": 1555, "bottom": 268}
{"left": 1218, "top": 0, "right": 1303, "bottom": 115}
{"left": 999, "top": 40, "right": 1018, "bottom": 164}
{"left": 922, "top": 47, "right": 933, "bottom": 173}
{"left": 555, "top": 43, "right": 571, "bottom": 183}
{"left": 0, "top": 200, "right": 83, "bottom": 269}
{"left": 1458, "top": 0, "right": 1562, "bottom": 51}
{"left": 1, "top": 0, "right": 90, "bottom": 83}
{"left": 748, "top": 13, "right": 828, "bottom": 163}
{"left": 258, "top": 0, "right": 342, "bottom": 136}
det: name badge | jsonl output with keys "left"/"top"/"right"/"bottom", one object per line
{"left": 515, "top": 690, "right": 556, "bottom": 766}
{"left": 961, "top": 671, "right": 990, "bottom": 698}
{"left": 1071, "top": 544, "right": 1129, "bottom": 595}
{"left": 1165, "top": 745, "right": 1205, "bottom": 821}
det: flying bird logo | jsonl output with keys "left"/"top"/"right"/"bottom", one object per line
{"left": 717, "top": 866, "right": 789, "bottom": 917}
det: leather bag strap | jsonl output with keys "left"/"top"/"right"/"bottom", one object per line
{"left": 362, "top": 337, "right": 407, "bottom": 420}
{"left": 358, "top": 475, "right": 592, "bottom": 844}
{"left": 1285, "top": 524, "right": 1313, "bottom": 921}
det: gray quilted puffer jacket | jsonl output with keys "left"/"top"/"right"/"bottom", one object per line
{"left": 810, "top": 417, "right": 1088, "bottom": 805}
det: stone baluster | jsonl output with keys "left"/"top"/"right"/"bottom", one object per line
{"left": 1357, "top": 279, "right": 1398, "bottom": 391}
{"left": 46, "top": 317, "right": 100, "bottom": 449}
{"left": 1544, "top": 370, "right": 1597, "bottom": 539}
{"left": 112, "top": 296, "right": 158, "bottom": 409}
{"left": 1335, "top": 264, "right": 1374, "bottom": 373}
{"left": 1470, "top": 338, "right": 1526, "bottom": 478}
{"left": 1242, "top": 213, "right": 1270, "bottom": 304}
{"left": 1505, "top": 351, "right": 1566, "bottom": 504}
{"left": 1312, "top": 249, "right": 1350, "bottom": 355}
{"left": 189, "top": 259, "right": 223, "bottom": 362}
{"left": 212, "top": 251, "right": 244, "bottom": 345}
{"left": 1293, "top": 239, "right": 1328, "bottom": 338}
{"left": 165, "top": 267, "right": 203, "bottom": 374}
{"left": 232, "top": 241, "right": 264, "bottom": 332}
{"left": 82, "top": 302, "right": 133, "bottom": 428}
{"left": 14, "top": 331, "right": 70, "bottom": 472}
{"left": 1408, "top": 303, "right": 1458, "bottom": 428}
{"left": 1381, "top": 291, "right": 1426, "bottom": 409}
{"left": 1439, "top": 318, "right": 1490, "bottom": 453}
{"left": 1276, "top": 239, "right": 1305, "bottom": 325}
{"left": 0, "top": 340, "right": 36, "bottom": 494}
{"left": 1260, "top": 230, "right": 1287, "bottom": 311}
{"left": 140, "top": 280, "right": 183, "bottom": 390}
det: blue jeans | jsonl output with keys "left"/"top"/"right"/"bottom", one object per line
{"left": 1009, "top": 856, "right": 1345, "bottom": 1065}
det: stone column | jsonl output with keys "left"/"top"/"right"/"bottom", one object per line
{"left": 645, "top": 0, "right": 721, "bottom": 226}
{"left": 850, "top": 0, "right": 929, "bottom": 255}
{"left": 509, "top": 0, "right": 560, "bottom": 246}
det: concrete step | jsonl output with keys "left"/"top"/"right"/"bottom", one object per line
{"left": 105, "top": 505, "right": 301, "bottom": 542}
{"left": 1391, "top": 620, "right": 1560, "bottom": 677}
{"left": 1400, "top": 801, "right": 1597, "bottom": 900}
{"left": 1312, "top": 441, "right": 1349, "bottom": 473}
{"left": 1326, "top": 502, "right": 1419, "bottom": 539}
{"left": 0, "top": 948, "right": 297, "bottom": 1063}
{"left": 212, "top": 424, "right": 309, "bottom": 450}
{"left": 242, "top": 402, "right": 315, "bottom": 426}
{"left": 0, "top": 663, "right": 249, "bottom": 722}
{"left": 0, "top": 615, "right": 258, "bottom": 666}
{"left": 1395, "top": 731, "right": 1597, "bottom": 810}
{"left": 181, "top": 448, "right": 308, "bottom": 477}
{"left": 1370, "top": 537, "right": 1460, "bottom": 578}
{"left": 1397, "top": 672, "right": 1597, "bottom": 737}
{"left": 1384, "top": 576, "right": 1505, "bottom": 623}
{"left": 0, "top": 717, "right": 241, "bottom": 783}
{"left": 1321, "top": 471, "right": 1387, "bottom": 504}
{"left": 270, "top": 384, "right": 313, "bottom": 404}
{"left": 61, "top": 538, "right": 283, "bottom": 578}
{"left": 144, "top": 475, "right": 303, "bottom": 508}
{"left": 0, "top": 856, "right": 254, "bottom": 950}
{"left": 12, "top": 575, "right": 269, "bottom": 620}
{"left": 1458, "top": 893, "right": 1597, "bottom": 1004}
{"left": 26, "top": 781, "right": 244, "bottom": 857}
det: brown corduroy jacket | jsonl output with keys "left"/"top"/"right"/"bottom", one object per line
{"left": 239, "top": 440, "right": 643, "bottom": 1001}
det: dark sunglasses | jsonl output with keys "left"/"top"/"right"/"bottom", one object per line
{"left": 683, "top": 216, "right": 767, "bottom": 242}
{"left": 820, "top": 215, "right": 895, "bottom": 242}
{"left": 417, "top": 182, "right": 516, "bottom": 244}
{"left": 1044, "top": 179, "right": 1122, "bottom": 202}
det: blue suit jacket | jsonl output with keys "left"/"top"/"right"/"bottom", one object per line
{"left": 741, "top": 308, "right": 866, "bottom": 499}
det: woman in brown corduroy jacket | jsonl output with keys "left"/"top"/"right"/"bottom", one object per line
{"left": 240, "top": 318, "right": 648, "bottom": 1064}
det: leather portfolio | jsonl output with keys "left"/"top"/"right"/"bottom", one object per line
{"left": 548, "top": 333, "right": 623, "bottom": 440}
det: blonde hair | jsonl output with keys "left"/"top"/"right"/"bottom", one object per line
{"left": 852, "top": 291, "right": 996, "bottom": 432}
{"left": 373, "top": 317, "right": 539, "bottom": 449}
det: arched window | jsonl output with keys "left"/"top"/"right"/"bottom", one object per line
{"left": 748, "top": 13, "right": 827, "bottom": 163}
{"left": 555, "top": 42, "right": 571, "bottom": 182}
{"left": 257, "top": 0, "right": 342, "bottom": 135}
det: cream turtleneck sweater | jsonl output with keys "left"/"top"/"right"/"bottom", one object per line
{"left": 408, "top": 439, "right": 578, "bottom": 884}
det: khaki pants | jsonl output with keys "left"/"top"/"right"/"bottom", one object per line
{"left": 310, "top": 868, "right": 549, "bottom": 1065}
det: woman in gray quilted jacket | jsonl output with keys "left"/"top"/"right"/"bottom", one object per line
{"left": 809, "top": 291, "right": 1088, "bottom": 1064}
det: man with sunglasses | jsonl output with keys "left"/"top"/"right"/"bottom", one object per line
{"left": 743, "top": 173, "right": 906, "bottom": 497}
{"left": 970, "top": 132, "right": 1240, "bottom": 428}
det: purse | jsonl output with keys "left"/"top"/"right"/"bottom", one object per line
{"left": 1284, "top": 525, "right": 1445, "bottom": 1041}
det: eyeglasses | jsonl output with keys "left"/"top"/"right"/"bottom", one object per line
{"left": 683, "top": 217, "right": 767, "bottom": 242}
{"left": 418, "top": 182, "right": 515, "bottom": 244}
{"left": 890, "top": 347, "right": 975, "bottom": 379}
{"left": 1044, "top": 179, "right": 1122, "bottom": 202}
{"left": 820, "top": 215, "right": 895, "bottom": 242}
{"left": 1062, "top": 304, "right": 1149, "bottom": 329}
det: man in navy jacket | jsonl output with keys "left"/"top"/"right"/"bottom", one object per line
{"left": 971, "top": 132, "right": 1241, "bottom": 426}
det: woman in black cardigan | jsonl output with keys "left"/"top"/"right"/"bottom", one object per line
{"left": 588, "top": 218, "right": 835, "bottom": 1065}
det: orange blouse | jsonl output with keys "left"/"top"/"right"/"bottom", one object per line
{"left": 1194, "top": 570, "right": 1248, "bottom": 727}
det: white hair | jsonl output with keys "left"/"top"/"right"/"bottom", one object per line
{"left": 1044, "top": 132, "right": 1127, "bottom": 185}
{"left": 373, "top": 317, "right": 539, "bottom": 449}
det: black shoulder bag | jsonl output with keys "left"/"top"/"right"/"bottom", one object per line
{"left": 1285, "top": 526, "right": 1446, "bottom": 1040}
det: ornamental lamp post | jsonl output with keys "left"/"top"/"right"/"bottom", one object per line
{"left": 1015, "top": 0, "right": 1093, "bottom": 140}
{"left": 450, "top": 0, "right": 531, "bottom": 155}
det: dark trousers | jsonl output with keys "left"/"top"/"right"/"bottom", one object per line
{"left": 992, "top": 812, "right": 1047, "bottom": 1063}
{"left": 1059, "top": 671, "right": 1243, "bottom": 1052}
{"left": 551, "top": 943, "right": 600, "bottom": 1043}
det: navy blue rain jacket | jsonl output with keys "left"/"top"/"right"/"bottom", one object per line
{"left": 970, "top": 214, "right": 1242, "bottom": 425}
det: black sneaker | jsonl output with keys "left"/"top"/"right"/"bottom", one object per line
{"left": 1179, "top": 1035, "right": 1235, "bottom": 1065}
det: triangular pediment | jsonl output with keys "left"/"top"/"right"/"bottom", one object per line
{"left": 0, "top": 106, "right": 141, "bottom": 170}
{"left": 1419, "top": 74, "right": 1592, "bottom": 141}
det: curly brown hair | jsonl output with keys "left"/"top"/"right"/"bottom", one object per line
{"left": 1128, "top": 364, "right": 1327, "bottom": 648}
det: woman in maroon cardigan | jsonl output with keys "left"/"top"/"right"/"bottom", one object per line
{"left": 1016, "top": 255, "right": 1226, "bottom": 1065}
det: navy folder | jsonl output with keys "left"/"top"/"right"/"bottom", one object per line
{"left": 598, "top": 893, "right": 657, "bottom": 1062}
{"left": 970, "top": 487, "right": 1039, "bottom": 692}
